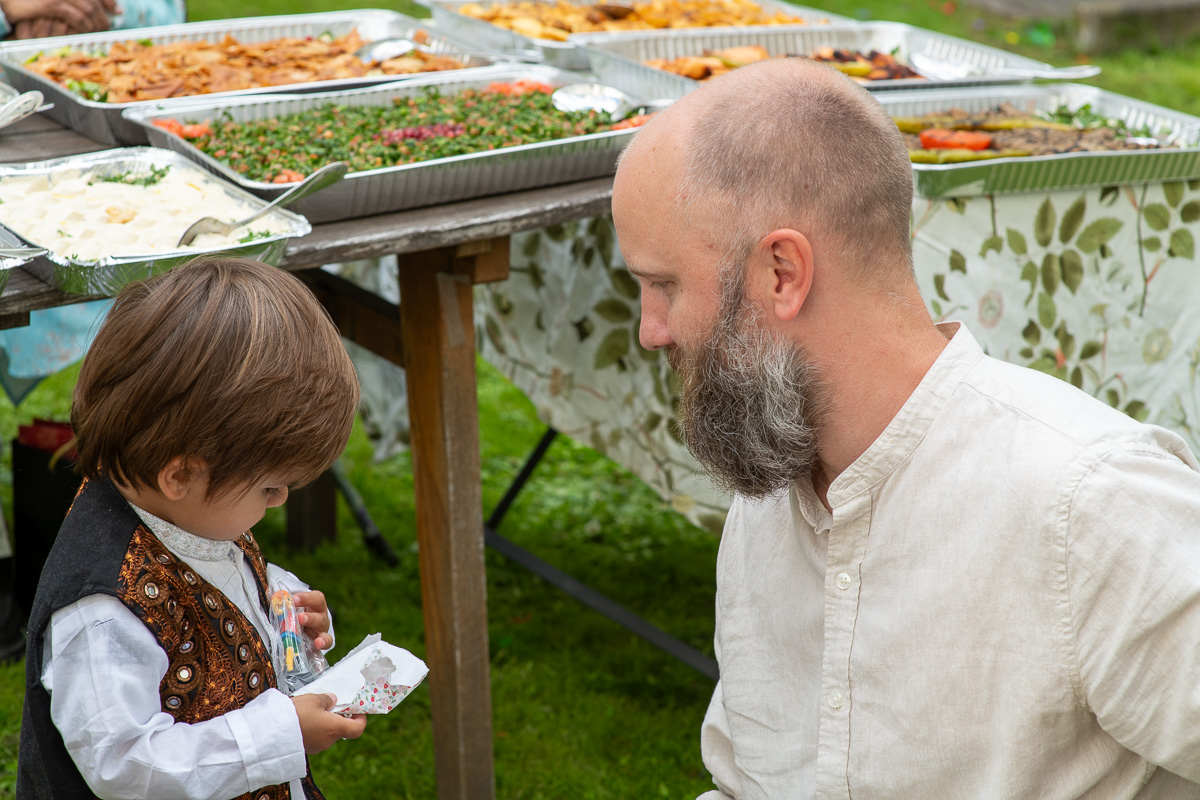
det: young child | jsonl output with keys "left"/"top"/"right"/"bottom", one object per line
{"left": 17, "top": 257, "right": 366, "bottom": 800}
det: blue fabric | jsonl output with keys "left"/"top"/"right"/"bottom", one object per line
{"left": 0, "top": 300, "right": 112, "bottom": 405}
{"left": 113, "top": 0, "right": 186, "bottom": 29}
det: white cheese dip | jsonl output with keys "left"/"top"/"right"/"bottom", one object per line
{"left": 0, "top": 165, "right": 288, "bottom": 262}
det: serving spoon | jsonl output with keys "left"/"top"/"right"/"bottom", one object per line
{"left": 550, "top": 83, "right": 673, "bottom": 121}
{"left": 176, "top": 162, "right": 349, "bottom": 248}
{"left": 908, "top": 53, "right": 1101, "bottom": 82}
{"left": 354, "top": 37, "right": 543, "bottom": 65}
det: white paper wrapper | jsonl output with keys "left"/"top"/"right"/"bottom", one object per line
{"left": 293, "top": 633, "right": 429, "bottom": 716}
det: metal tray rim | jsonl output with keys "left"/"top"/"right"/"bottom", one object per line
{"left": 121, "top": 65, "right": 657, "bottom": 221}
{"left": 121, "top": 66, "right": 645, "bottom": 187}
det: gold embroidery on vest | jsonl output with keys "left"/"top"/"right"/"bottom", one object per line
{"left": 116, "top": 526, "right": 290, "bottom": 800}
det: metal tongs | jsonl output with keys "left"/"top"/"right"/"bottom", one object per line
{"left": 0, "top": 89, "right": 48, "bottom": 131}
{"left": 176, "top": 162, "right": 349, "bottom": 247}
{"left": 354, "top": 37, "right": 543, "bottom": 65}
{"left": 907, "top": 54, "right": 1101, "bottom": 82}
{"left": 0, "top": 245, "right": 47, "bottom": 260}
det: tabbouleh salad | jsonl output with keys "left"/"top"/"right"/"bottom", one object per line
{"left": 153, "top": 80, "right": 652, "bottom": 184}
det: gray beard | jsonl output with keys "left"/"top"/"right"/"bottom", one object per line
{"left": 667, "top": 270, "right": 826, "bottom": 499}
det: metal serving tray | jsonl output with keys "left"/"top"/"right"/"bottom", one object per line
{"left": 872, "top": 84, "right": 1200, "bottom": 198}
{"left": 0, "top": 148, "right": 311, "bottom": 295}
{"left": 0, "top": 9, "right": 498, "bottom": 146}
{"left": 122, "top": 65, "right": 689, "bottom": 224}
{"left": 585, "top": 21, "right": 1070, "bottom": 98}
{"left": 419, "top": 0, "right": 851, "bottom": 69}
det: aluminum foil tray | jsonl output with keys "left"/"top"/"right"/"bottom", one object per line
{"left": 0, "top": 148, "right": 311, "bottom": 295}
{"left": 0, "top": 224, "right": 42, "bottom": 296}
{"left": 0, "top": 9, "right": 498, "bottom": 146}
{"left": 123, "top": 65, "right": 688, "bottom": 224}
{"left": 418, "top": 0, "right": 851, "bottom": 69}
{"left": 872, "top": 84, "right": 1200, "bottom": 198}
{"left": 585, "top": 21, "right": 1067, "bottom": 98}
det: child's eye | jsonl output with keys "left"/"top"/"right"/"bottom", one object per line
{"left": 265, "top": 486, "right": 286, "bottom": 499}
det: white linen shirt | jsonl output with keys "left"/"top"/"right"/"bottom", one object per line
{"left": 699, "top": 322, "right": 1200, "bottom": 800}
{"left": 41, "top": 507, "right": 324, "bottom": 800}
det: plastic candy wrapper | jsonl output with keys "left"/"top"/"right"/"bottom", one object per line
{"left": 293, "top": 633, "right": 429, "bottom": 717}
{"left": 269, "top": 589, "right": 329, "bottom": 694}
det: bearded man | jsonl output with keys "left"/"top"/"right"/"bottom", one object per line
{"left": 612, "top": 57, "right": 1200, "bottom": 800}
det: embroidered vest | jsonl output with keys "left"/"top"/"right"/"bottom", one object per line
{"left": 17, "top": 477, "right": 324, "bottom": 800}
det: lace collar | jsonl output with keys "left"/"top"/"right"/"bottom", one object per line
{"left": 130, "top": 504, "right": 238, "bottom": 563}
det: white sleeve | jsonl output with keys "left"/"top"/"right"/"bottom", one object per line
{"left": 1067, "top": 445, "right": 1200, "bottom": 782}
{"left": 699, "top": 680, "right": 739, "bottom": 799}
{"left": 43, "top": 594, "right": 307, "bottom": 800}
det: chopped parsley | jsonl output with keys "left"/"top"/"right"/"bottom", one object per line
{"left": 237, "top": 229, "right": 274, "bottom": 243}
{"left": 1039, "top": 103, "right": 1158, "bottom": 139}
{"left": 94, "top": 165, "right": 171, "bottom": 187}
{"left": 185, "top": 83, "right": 621, "bottom": 183}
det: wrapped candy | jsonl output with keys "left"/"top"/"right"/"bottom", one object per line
{"left": 294, "top": 633, "right": 429, "bottom": 716}
{"left": 269, "top": 589, "right": 328, "bottom": 694}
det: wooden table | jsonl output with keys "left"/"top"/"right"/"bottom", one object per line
{"left": 0, "top": 112, "right": 616, "bottom": 800}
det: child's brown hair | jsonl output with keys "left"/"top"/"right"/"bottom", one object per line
{"left": 72, "top": 257, "right": 360, "bottom": 499}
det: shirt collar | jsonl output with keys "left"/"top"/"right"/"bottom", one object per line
{"left": 130, "top": 504, "right": 239, "bottom": 563}
{"left": 823, "top": 321, "right": 984, "bottom": 508}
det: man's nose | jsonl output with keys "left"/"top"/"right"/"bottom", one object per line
{"left": 638, "top": 307, "right": 673, "bottom": 351}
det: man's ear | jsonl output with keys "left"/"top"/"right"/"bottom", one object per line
{"left": 158, "top": 457, "right": 202, "bottom": 501}
{"left": 752, "top": 229, "right": 814, "bottom": 322}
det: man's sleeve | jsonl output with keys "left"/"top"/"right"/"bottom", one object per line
{"left": 1066, "top": 444, "right": 1200, "bottom": 781}
{"left": 699, "top": 679, "right": 738, "bottom": 799}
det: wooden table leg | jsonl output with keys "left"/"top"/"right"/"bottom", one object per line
{"left": 399, "top": 247, "right": 496, "bottom": 800}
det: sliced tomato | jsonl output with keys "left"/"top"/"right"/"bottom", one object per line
{"left": 151, "top": 118, "right": 184, "bottom": 136}
{"left": 272, "top": 169, "right": 305, "bottom": 183}
{"left": 179, "top": 123, "right": 212, "bottom": 139}
{"left": 610, "top": 113, "right": 654, "bottom": 130}
{"left": 919, "top": 128, "right": 993, "bottom": 151}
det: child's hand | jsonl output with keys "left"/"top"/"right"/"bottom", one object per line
{"left": 292, "top": 693, "right": 367, "bottom": 753}
{"left": 292, "top": 590, "right": 332, "bottom": 650}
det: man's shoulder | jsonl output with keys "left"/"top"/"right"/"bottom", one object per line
{"left": 957, "top": 352, "right": 1195, "bottom": 467}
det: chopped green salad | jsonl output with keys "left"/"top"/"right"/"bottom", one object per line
{"left": 169, "top": 81, "right": 640, "bottom": 184}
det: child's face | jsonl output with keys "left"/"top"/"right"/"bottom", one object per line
{"left": 171, "top": 474, "right": 292, "bottom": 541}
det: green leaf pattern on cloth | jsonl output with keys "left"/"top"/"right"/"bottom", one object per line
{"left": 912, "top": 181, "right": 1200, "bottom": 444}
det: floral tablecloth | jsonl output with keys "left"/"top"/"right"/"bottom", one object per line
{"left": 469, "top": 178, "right": 1200, "bottom": 532}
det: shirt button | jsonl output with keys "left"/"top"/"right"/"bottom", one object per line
{"left": 836, "top": 572, "right": 852, "bottom": 590}
{"left": 828, "top": 691, "right": 844, "bottom": 710}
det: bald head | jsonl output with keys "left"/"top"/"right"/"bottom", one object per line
{"left": 618, "top": 58, "right": 914, "bottom": 283}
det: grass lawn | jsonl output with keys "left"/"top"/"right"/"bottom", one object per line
{"left": 1, "top": 0, "right": 1198, "bottom": 797}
